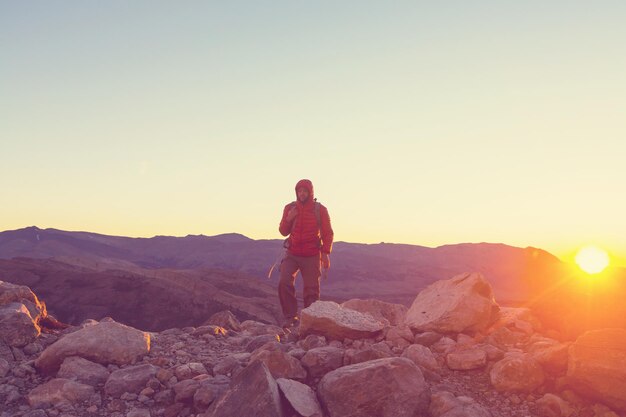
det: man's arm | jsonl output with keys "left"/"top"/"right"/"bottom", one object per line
{"left": 279, "top": 203, "right": 297, "bottom": 237}
{"left": 320, "top": 205, "right": 334, "bottom": 254}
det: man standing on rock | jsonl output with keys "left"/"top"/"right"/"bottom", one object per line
{"left": 278, "top": 179, "right": 334, "bottom": 329}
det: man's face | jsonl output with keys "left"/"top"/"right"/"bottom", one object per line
{"left": 297, "top": 187, "right": 310, "bottom": 203}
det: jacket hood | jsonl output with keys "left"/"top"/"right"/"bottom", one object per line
{"left": 295, "top": 179, "right": 314, "bottom": 202}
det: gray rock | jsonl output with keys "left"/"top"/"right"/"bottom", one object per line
{"left": 490, "top": 353, "right": 544, "bottom": 393}
{"left": 341, "top": 298, "right": 407, "bottom": 326}
{"left": 405, "top": 273, "right": 499, "bottom": 333}
{"left": 205, "top": 361, "right": 283, "bottom": 417}
{"left": 245, "top": 334, "right": 280, "bottom": 352}
{"left": 212, "top": 356, "right": 241, "bottom": 376}
{"left": 567, "top": 328, "right": 626, "bottom": 411}
{"left": 277, "top": 378, "right": 323, "bottom": 417}
{"left": 174, "top": 363, "right": 207, "bottom": 380}
{"left": 0, "top": 358, "right": 10, "bottom": 377}
{"left": 0, "top": 281, "right": 46, "bottom": 320}
{"left": 57, "top": 356, "right": 110, "bottom": 386}
{"left": 414, "top": 331, "right": 443, "bottom": 346}
{"left": 28, "top": 378, "right": 95, "bottom": 407}
{"left": 249, "top": 345, "right": 306, "bottom": 380}
{"left": 204, "top": 310, "right": 241, "bottom": 331}
{"left": 430, "top": 391, "right": 492, "bottom": 417}
{"left": 23, "top": 410, "right": 49, "bottom": 417}
{"left": 446, "top": 347, "right": 487, "bottom": 370}
{"left": 173, "top": 379, "right": 200, "bottom": 403}
{"left": 0, "top": 302, "right": 40, "bottom": 347}
{"left": 536, "top": 393, "right": 574, "bottom": 417}
{"left": 301, "top": 346, "right": 344, "bottom": 378}
{"left": 105, "top": 364, "right": 158, "bottom": 398}
{"left": 402, "top": 344, "right": 439, "bottom": 372}
{"left": 35, "top": 321, "right": 150, "bottom": 374}
{"left": 126, "top": 408, "right": 151, "bottom": 417}
{"left": 300, "top": 301, "right": 384, "bottom": 341}
{"left": 318, "top": 357, "right": 430, "bottom": 417}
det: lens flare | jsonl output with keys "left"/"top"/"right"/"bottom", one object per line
{"left": 575, "top": 246, "right": 610, "bottom": 274}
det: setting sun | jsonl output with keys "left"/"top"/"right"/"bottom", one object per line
{"left": 575, "top": 246, "right": 610, "bottom": 274}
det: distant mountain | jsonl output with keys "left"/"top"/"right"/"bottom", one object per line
{"left": 1, "top": 226, "right": 624, "bottom": 337}
{"left": 0, "top": 226, "right": 564, "bottom": 304}
{"left": 0, "top": 257, "right": 282, "bottom": 331}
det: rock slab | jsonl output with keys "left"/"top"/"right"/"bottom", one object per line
{"left": 35, "top": 321, "right": 150, "bottom": 374}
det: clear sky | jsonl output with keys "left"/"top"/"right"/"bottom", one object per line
{"left": 2, "top": 1, "right": 625, "bottom": 266}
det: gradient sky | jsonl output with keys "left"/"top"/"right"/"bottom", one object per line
{"left": 2, "top": 1, "right": 625, "bottom": 266}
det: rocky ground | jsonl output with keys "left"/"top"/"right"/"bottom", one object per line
{"left": 1, "top": 274, "right": 626, "bottom": 417}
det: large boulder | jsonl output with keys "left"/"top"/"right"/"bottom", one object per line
{"left": 567, "top": 328, "right": 626, "bottom": 411}
{"left": 405, "top": 273, "right": 499, "bottom": 333}
{"left": 318, "top": 357, "right": 430, "bottom": 417}
{"left": 205, "top": 360, "right": 284, "bottom": 417}
{"left": 35, "top": 321, "right": 150, "bottom": 374}
{"left": 0, "top": 302, "right": 40, "bottom": 347}
{"left": 341, "top": 299, "right": 407, "bottom": 326}
{"left": 0, "top": 281, "right": 46, "bottom": 321}
{"left": 300, "top": 301, "right": 384, "bottom": 340}
{"left": 28, "top": 378, "right": 94, "bottom": 407}
{"left": 490, "top": 353, "right": 544, "bottom": 393}
{"left": 277, "top": 378, "right": 323, "bottom": 417}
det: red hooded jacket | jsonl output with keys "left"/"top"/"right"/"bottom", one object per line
{"left": 279, "top": 179, "right": 334, "bottom": 257}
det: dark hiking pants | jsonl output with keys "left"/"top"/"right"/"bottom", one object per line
{"left": 278, "top": 253, "right": 321, "bottom": 320}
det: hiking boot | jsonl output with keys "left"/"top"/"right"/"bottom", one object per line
{"left": 282, "top": 316, "right": 299, "bottom": 330}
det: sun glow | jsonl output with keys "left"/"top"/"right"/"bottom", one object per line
{"left": 575, "top": 246, "right": 610, "bottom": 274}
